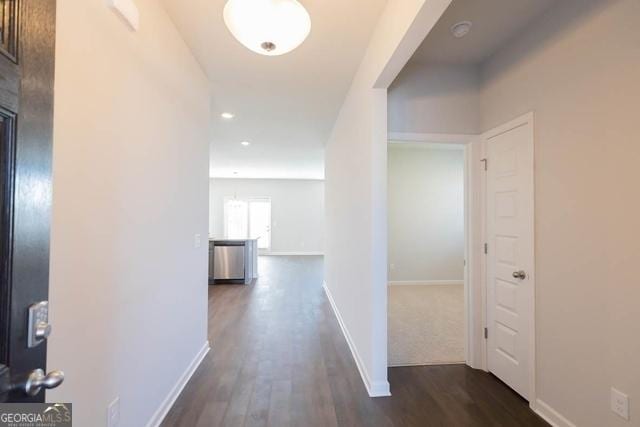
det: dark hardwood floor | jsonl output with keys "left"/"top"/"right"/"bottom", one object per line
{"left": 161, "top": 256, "right": 548, "bottom": 427}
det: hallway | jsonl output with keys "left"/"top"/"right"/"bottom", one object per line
{"left": 161, "top": 256, "right": 547, "bottom": 426}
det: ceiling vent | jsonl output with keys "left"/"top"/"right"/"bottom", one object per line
{"left": 450, "top": 21, "right": 472, "bottom": 38}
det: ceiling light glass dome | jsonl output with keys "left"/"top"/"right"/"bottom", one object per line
{"left": 223, "top": 0, "right": 311, "bottom": 56}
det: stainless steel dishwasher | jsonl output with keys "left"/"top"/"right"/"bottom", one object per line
{"left": 213, "top": 241, "right": 245, "bottom": 282}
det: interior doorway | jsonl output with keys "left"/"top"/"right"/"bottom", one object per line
{"left": 387, "top": 114, "right": 536, "bottom": 404}
{"left": 387, "top": 137, "right": 473, "bottom": 368}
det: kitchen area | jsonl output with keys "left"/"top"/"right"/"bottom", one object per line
{"left": 208, "top": 238, "right": 258, "bottom": 284}
{"left": 207, "top": 179, "right": 324, "bottom": 286}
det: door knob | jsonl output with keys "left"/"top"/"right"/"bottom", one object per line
{"left": 512, "top": 270, "right": 527, "bottom": 280}
{"left": 23, "top": 369, "right": 64, "bottom": 396}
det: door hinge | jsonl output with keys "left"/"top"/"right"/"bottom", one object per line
{"left": 484, "top": 243, "right": 488, "bottom": 254}
{"left": 484, "top": 327, "right": 488, "bottom": 339}
{"left": 481, "top": 158, "right": 488, "bottom": 171}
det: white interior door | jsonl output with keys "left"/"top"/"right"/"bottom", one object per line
{"left": 484, "top": 114, "right": 534, "bottom": 400}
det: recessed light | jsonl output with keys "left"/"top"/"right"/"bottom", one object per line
{"left": 240, "top": 141, "right": 250, "bottom": 146}
{"left": 221, "top": 112, "right": 235, "bottom": 119}
{"left": 451, "top": 21, "right": 472, "bottom": 38}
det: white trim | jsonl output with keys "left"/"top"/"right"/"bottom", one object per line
{"left": 323, "top": 282, "right": 391, "bottom": 397}
{"left": 534, "top": 399, "right": 577, "bottom": 427}
{"left": 388, "top": 280, "right": 463, "bottom": 286}
{"left": 260, "top": 252, "right": 324, "bottom": 256}
{"left": 388, "top": 132, "right": 477, "bottom": 144}
{"left": 478, "top": 139, "right": 488, "bottom": 372}
{"left": 145, "top": 341, "right": 210, "bottom": 427}
{"left": 464, "top": 141, "right": 476, "bottom": 369}
{"left": 482, "top": 112, "right": 536, "bottom": 404}
{"left": 482, "top": 112, "right": 534, "bottom": 141}
{"left": 459, "top": 137, "right": 489, "bottom": 372}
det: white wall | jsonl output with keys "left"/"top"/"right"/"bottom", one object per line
{"left": 388, "top": 145, "right": 464, "bottom": 282}
{"left": 209, "top": 178, "right": 324, "bottom": 254}
{"left": 324, "top": 0, "right": 452, "bottom": 396}
{"left": 480, "top": 0, "right": 640, "bottom": 425}
{"left": 48, "top": 1, "right": 210, "bottom": 426}
{"left": 388, "top": 63, "right": 480, "bottom": 134}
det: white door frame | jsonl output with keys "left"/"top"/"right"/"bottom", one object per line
{"left": 389, "top": 115, "right": 536, "bottom": 410}
{"left": 481, "top": 112, "right": 536, "bottom": 408}
{"left": 388, "top": 132, "right": 484, "bottom": 369}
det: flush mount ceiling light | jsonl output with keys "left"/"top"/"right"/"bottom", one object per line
{"left": 240, "top": 141, "right": 251, "bottom": 146}
{"left": 221, "top": 112, "right": 235, "bottom": 119}
{"left": 223, "top": 0, "right": 311, "bottom": 56}
{"left": 450, "top": 21, "right": 472, "bottom": 38}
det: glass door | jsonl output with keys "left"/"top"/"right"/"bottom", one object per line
{"left": 249, "top": 199, "right": 271, "bottom": 250}
{"left": 224, "top": 199, "right": 248, "bottom": 239}
{"left": 224, "top": 197, "right": 272, "bottom": 250}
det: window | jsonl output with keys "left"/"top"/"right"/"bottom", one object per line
{"left": 224, "top": 197, "right": 272, "bottom": 250}
{"left": 225, "top": 199, "right": 249, "bottom": 239}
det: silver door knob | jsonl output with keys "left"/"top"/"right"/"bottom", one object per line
{"left": 512, "top": 270, "right": 527, "bottom": 280}
{"left": 24, "top": 369, "right": 64, "bottom": 396}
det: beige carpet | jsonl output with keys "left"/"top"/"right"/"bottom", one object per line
{"left": 388, "top": 284, "right": 465, "bottom": 366}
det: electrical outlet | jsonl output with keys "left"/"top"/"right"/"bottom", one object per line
{"left": 194, "top": 233, "right": 202, "bottom": 248}
{"left": 107, "top": 397, "right": 120, "bottom": 427}
{"left": 390, "top": 263, "right": 396, "bottom": 270}
{"left": 611, "top": 388, "right": 630, "bottom": 420}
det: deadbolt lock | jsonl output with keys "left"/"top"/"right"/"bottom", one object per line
{"left": 27, "top": 301, "right": 51, "bottom": 348}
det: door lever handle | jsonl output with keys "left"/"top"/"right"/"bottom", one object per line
{"left": 512, "top": 270, "right": 526, "bottom": 280}
{"left": 23, "top": 369, "right": 64, "bottom": 396}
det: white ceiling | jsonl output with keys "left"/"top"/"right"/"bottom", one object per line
{"left": 162, "top": 0, "right": 387, "bottom": 179}
{"left": 411, "top": 0, "right": 557, "bottom": 66}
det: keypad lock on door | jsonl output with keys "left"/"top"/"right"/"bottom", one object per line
{"left": 27, "top": 301, "right": 52, "bottom": 348}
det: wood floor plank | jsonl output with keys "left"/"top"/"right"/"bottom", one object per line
{"left": 267, "top": 379, "right": 292, "bottom": 427}
{"left": 161, "top": 256, "right": 548, "bottom": 427}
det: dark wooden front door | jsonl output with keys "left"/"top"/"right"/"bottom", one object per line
{"left": 0, "top": 0, "right": 57, "bottom": 403}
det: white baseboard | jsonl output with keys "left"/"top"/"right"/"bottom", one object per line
{"left": 322, "top": 282, "right": 391, "bottom": 397}
{"left": 260, "top": 252, "right": 324, "bottom": 256}
{"left": 388, "top": 280, "right": 463, "bottom": 286}
{"left": 534, "top": 399, "right": 576, "bottom": 427}
{"left": 145, "top": 341, "right": 210, "bottom": 427}
{"left": 369, "top": 380, "right": 391, "bottom": 397}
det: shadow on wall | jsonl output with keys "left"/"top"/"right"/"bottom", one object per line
{"left": 482, "top": 0, "right": 613, "bottom": 84}
{"left": 388, "top": 64, "right": 481, "bottom": 134}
